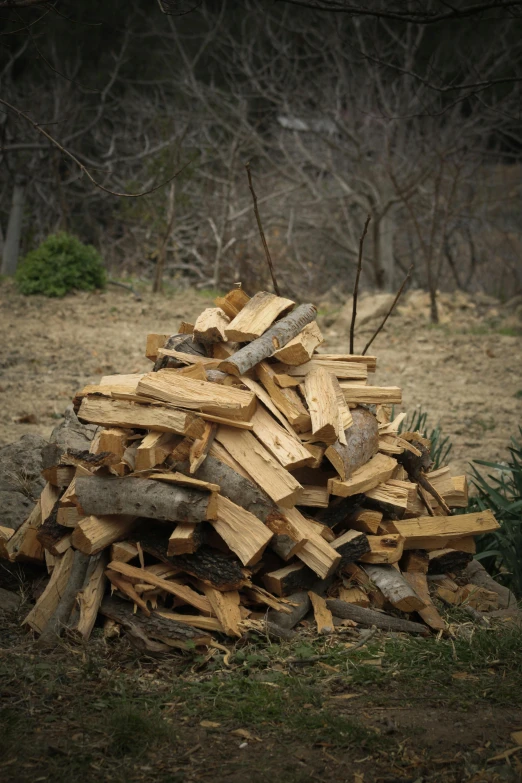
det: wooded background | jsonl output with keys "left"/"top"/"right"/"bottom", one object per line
{"left": 1, "top": 0, "right": 521, "bottom": 316}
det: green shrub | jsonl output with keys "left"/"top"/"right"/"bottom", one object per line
{"left": 469, "top": 429, "right": 522, "bottom": 596}
{"left": 16, "top": 232, "right": 106, "bottom": 297}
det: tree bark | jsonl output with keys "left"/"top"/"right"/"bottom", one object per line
{"left": 38, "top": 550, "right": 90, "bottom": 645}
{"left": 326, "top": 599, "right": 430, "bottom": 634}
{"left": 1, "top": 178, "right": 26, "bottom": 276}
{"left": 325, "top": 406, "right": 379, "bottom": 481}
{"left": 218, "top": 303, "right": 317, "bottom": 376}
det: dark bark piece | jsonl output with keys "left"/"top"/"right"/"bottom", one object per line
{"left": 176, "top": 456, "right": 282, "bottom": 524}
{"left": 99, "top": 595, "right": 212, "bottom": 647}
{"left": 331, "top": 529, "right": 370, "bottom": 564}
{"left": 153, "top": 334, "right": 208, "bottom": 371}
{"left": 326, "top": 599, "right": 430, "bottom": 635}
{"left": 36, "top": 500, "right": 71, "bottom": 555}
{"left": 38, "top": 550, "right": 90, "bottom": 645}
{"left": 263, "top": 562, "right": 317, "bottom": 597}
{"left": 267, "top": 590, "right": 311, "bottom": 630}
{"left": 42, "top": 406, "right": 99, "bottom": 471}
{"left": 427, "top": 549, "right": 473, "bottom": 574}
{"left": 314, "top": 495, "right": 366, "bottom": 529}
{"left": 132, "top": 523, "right": 246, "bottom": 591}
{"left": 325, "top": 407, "right": 379, "bottom": 481}
{"left": 218, "top": 303, "right": 317, "bottom": 376}
{"left": 75, "top": 475, "right": 213, "bottom": 524}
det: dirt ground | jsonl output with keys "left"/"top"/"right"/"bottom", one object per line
{"left": 1, "top": 282, "right": 521, "bottom": 476}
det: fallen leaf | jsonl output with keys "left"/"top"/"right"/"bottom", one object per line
{"left": 451, "top": 672, "right": 479, "bottom": 681}
{"left": 488, "top": 746, "right": 522, "bottom": 763}
{"left": 200, "top": 720, "right": 221, "bottom": 729}
{"left": 328, "top": 693, "right": 359, "bottom": 701}
{"left": 511, "top": 730, "right": 522, "bottom": 746}
{"left": 360, "top": 658, "right": 382, "bottom": 667}
{"left": 230, "top": 729, "right": 261, "bottom": 742}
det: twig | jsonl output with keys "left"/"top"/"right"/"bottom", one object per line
{"left": 0, "top": 97, "right": 196, "bottom": 199}
{"left": 245, "top": 162, "right": 280, "bottom": 296}
{"left": 362, "top": 264, "right": 413, "bottom": 355}
{"left": 349, "top": 215, "right": 371, "bottom": 353}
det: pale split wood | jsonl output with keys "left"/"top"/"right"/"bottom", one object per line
{"left": 189, "top": 421, "right": 217, "bottom": 474}
{"left": 313, "top": 353, "right": 377, "bottom": 372}
{"left": 90, "top": 428, "right": 130, "bottom": 461}
{"left": 6, "top": 501, "right": 44, "bottom": 563}
{"left": 78, "top": 396, "right": 205, "bottom": 437}
{"left": 329, "top": 453, "right": 397, "bottom": 497}
{"left": 214, "top": 287, "right": 251, "bottom": 319}
{"left": 208, "top": 441, "right": 252, "bottom": 480}
{"left": 71, "top": 515, "right": 137, "bottom": 555}
{"left": 135, "top": 432, "right": 179, "bottom": 472}
{"left": 359, "top": 534, "right": 405, "bottom": 564}
{"left": 282, "top": 506, "right": 341, "bottom": 579}
{"left": 297, "top": 486, "right": 330, "bottom": 508}
{"left": 389, "top": 510, "right": 499, "bottom": 547}
{"left": 225, "top": 291, "right": 295, "bottom": 342}
{"left": 240, "top": 376, "right": 299, "bottom": 438}
{"left": 304, "top": 366, "right": 341, "bottom": 444}
{"left": 167, "top": 523, "right": 200, "bottom": 556}
{"left": 40, "top": 482, "right": 60, "bottom": 523}
{"left": 200, "top": 583, "right": 242, "bottom": 637}
{"left": 215, "top": 425, "right": 304, "bottom": 508}
{"left": 250, "top": 405, "right": 315, "bottom": 470}
{"left": 211, "top": 495, "right": 273, "bottom": 566}
{"left": 255, "top": 361, "right": 311, "bottom": 432}
{"left": 347, "top": 509, "right": 383, "bottom": 535}
{"left": 107, "top": 561, "right": 213, "bottom": 615}
{"left": 337, "top": 586, "right": 370, "bottom": 607}
{"left": 156, "top": 611, "right": 224, "bottom": 633}
{"left": 111, "top": 541, "right": 139, "bottom": 563}
{"left": 340, "top": 384, "right": 403, "bottom": 405}
{"left": 0, "top": 526, "right": 14, "bottom": 559}
{"left": 308, "top": 591, "right": 335, "bottom": 634}
{"left": 149, "top": 472, "right": 220, "bottom": 493}
{"left": 403, "top": 571, "right": 446, "bottom": 631}
{"left": 285, "top": 359, "right": 368, "bottom": 381}
{"left": 272, "top": 321, "right": 324, "bottom": 365}
{"left": 193, "top": 307, "right": 230, "bottom": 343}
{"left": 137, "top": 371, "right": 256, "bottom": 422}
{"left": 145, "top": 333, "right": 170, "bottom": 361}
{"left": 178, "top": 321, "right": 195, "bottom": 334}
{"left": 24, "top": 549, "right": 75, "bottom": 634}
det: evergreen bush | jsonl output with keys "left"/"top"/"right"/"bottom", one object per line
{"left": 16, "top": 232, "right": 106, "bottom": 297}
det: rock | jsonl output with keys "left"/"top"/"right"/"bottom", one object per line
{"left": 463, "top": 560, "right": 517, "bottom": 610}
{"left": 0, "top": 586, "right": 22, "bottom": 613}
{"left": 333, "top": 293, "right": 396, "bottom": 333}
{"left": 0, "top": 433, "right": 47, "bottom": 531}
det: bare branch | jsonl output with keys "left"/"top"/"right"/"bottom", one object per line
{"left": 245, "top": 162, "right": 281, "bottom": 296}
{"left": 362, "top": 264, "right": 414, "bottom": 355}
{"left": 349, "top": 214, "right": 371, "bottom": 353}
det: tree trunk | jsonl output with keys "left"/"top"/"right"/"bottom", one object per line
{"left": 1, "top": 178, "right": 26, "bottom": 276}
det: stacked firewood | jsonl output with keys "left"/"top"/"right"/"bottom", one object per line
{"left": 1, "top": 288, "right": 501, "bottom": 649}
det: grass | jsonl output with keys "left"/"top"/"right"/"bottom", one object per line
{"left": 1, "top": 616, "right": 522, "bottom": 782}
{"left": 469, "top": 428, "right": 522, "bottom": 597}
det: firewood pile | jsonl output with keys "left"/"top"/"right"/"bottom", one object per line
{"left": 1, "top": 288, "right": 502, "bottom": 649}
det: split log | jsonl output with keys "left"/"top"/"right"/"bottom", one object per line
{"left": 400, "top": 550, "right": 430, "bottom": 573}
{"left": 285, "top": 358, "right": 368, "bottom": 380}
{"left": 71, "top": 515, "right": 137, "bottom": 555}
{"left": 331, "top": 529, "right": 370, "bottom": 564}
{"left": 71, "top": 550, "right": 110, "bottom": 639}
{"left": 427, "top": 548, "right": 474, "bottom": 574}
{"left": 309, "top": 591, "right": 335, "bottom": 634}
{"left": 390, "top": 510, "right": 499, "bottom": 548}
{"left": 304, "top": 367, "right": 341, "bottom": 444}
{"left": 297, "top": 486, "right": 330, "bottom": 508}
{"left": 132, "top": 524, "right": 245, "bottom": 591}
{"left": 263, "top": 562, "right": 317, "bottom": 597}
{"left": 225, "top": 291, "right": 295, "bottom": 342}
{"left": 200, "top": 584, "right": 241, "bottom": 637}
{"left": 137, "top": 371, "right": 256, "bottom": 421}
{"left": 153, "top": 333, "right": 208, "bottom": 371}
{"left": 215, "top": 287, "right": 250, "bottom": 319}
{"left": 359, "top": 534, "right": 404, "bottom": 564}
{"left": 78, "top": 396, "right": 205, "bottom": 438}
{"left": 145, "top": 333, "right": 171, "bottom": 361}
{"left": 215, "top": 426, "right": 303, "bottom": 507}
{"left": 283, "top": 507, "right": 342, "bottom": 579}
{"left": 313, "top": 354, "right": 377, "bottom": 372}
{"left": 325, "top": 407, "right": 380, "bottom": 481}
{"left": 346, "top": 508, "right": 383, "bottom": 535}
{"left": 107, "top": 561, "right": 213, "bottom": 614}
{"left": 24, "top": 549, "right": 75, "bottom": 634}
{"left": 211, "top": 495, "right": 273, "bottom": 566}
{"left": 135, "top": 432, "right": 179, "bottom": 472}
{"left": 362, "top": 564, "right": 425, "bottom": 612}
{"left": 337, "top": 586, "right": 370, "bottom": 607}
{"left": 38, "top": 550, "right": 91, "bottom": 644}
{"left": 189, "top": 422, "right": 216, "bottom": 474}
{"left": 329, "top": 453, "right": 397, "bottom": 497}
{"left": 99, "top": 596, "right": 212, "bottom": 649}
{"left": 168, "top": 523, "right": 204, "bottom": 556}
{"left": 402, "top": 571, "right": 446, "bottom": 631}
{"left": 218, "top": 303, "right": 317, "bottom": 376}
{"left": 193, "top": 307, "right": 230, "bottom": 343}
{"left": 251, "top": 405, "right": 314, "bottom": 470}
{"left": 272, "top": 321, "right": 323, "bottom": 365}
{"left": 5, "top": 501, "right": 44, "bottom": 563}
{"left": 106, "top": 570, "right": 151, "bottom": 616}
{"left": 111, "top": 541, "right": 139, "bottom": 563}
{"left": 326, "top": 599, "right": 430, "bottom": 635}
{"left": 75, "top": 475, "right": 217, "bottom": 524}
{"left": 255, "top": 361, "right": 311, "bottom": 432}
{"left": 339, "top": 385, "right": 402, "bottom": 405}
{"left": 37, "top": 502, "right": 73, "bottom": 556}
